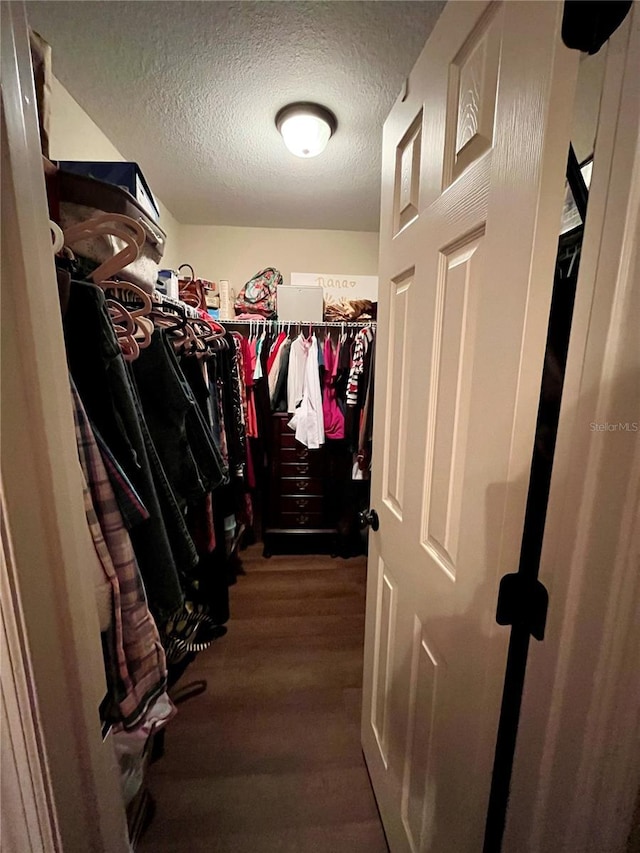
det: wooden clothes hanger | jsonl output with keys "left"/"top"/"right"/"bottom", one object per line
{"left": 188, "top": 318, "right": 228, "bottom": 358}
{"left": 105, "top": 290, "right": 152, "bottom": 358}
{"left": 64, "top": 213, "right": 152, "bottom": 359}
{"left": 133, "top": 316, "right": 154, "bottom": 350}
{"left": 151, "top": 300, "right": 187, "bottom": 333}
{"left": 100, "top": 276, "right": 154, "bottom": 355}
{"left": 107, "top": 300, "right": 140, "bottom": 362}
{"left": 103, "top": 280, "right": 153, "bottom": 315}
{"left": 63, "top": 212, "right": 146, "bottom": 284}
{"left": 174, "top": 322, "right": 205, "bottom": 357}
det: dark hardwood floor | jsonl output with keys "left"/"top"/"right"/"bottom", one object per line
{"left": 138, "top": 547, "right": 388, "bottom": 852}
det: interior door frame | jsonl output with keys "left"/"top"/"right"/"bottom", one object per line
{"left": 504, "top": 8, "right": 640, "bottom": 851}
{"left": 1, "top": 3, "right": 129, "bottom": 850}
{"left": 1, "top": 484, "right": 62, "bottom": 852}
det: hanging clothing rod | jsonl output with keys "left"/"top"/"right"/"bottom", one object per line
{"left": 222, "top": 319, "right": 376, "bottom": 327}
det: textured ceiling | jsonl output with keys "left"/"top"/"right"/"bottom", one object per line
{"left": 26, "top": 1, "right": 444, "bottom": 231}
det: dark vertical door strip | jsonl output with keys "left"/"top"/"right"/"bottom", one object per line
{"left": 483, "top": 146, "right": 589, "bottom": 851}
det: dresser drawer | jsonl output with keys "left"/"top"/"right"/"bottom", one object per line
{"left": 280, "top": 495, "right": 324, "bottom": 514}
{"left": 280, "top": 511, "right": 326, "bottom": 530}
{"left": 281, "top": 444, "right": 314, "bottom": 462}
{"left": 279, "top": 476, "right": 324, "bottom": 496}
{"left": 280, "top": 460, "right": 324, "bottom": 479}
{"left": 279, "top": 428, "right": 305, "bottom": 449}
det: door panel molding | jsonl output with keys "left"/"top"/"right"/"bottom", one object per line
{"left": 421, "top": 227, "right": 484, "bottom": 577}
{"left": 371, "top": 560, "right": 399, "bottom": 768}
{"left": 395, "top": 113, "right": 423, "bottom": 235}
{"left": 401, "top": 617, "right": 441, "bottom": 853}
{"left": 444, "top": 1, "right": 502, "bottom": 187}
{"left": 383, "top": 272, "right": 413, "bottom": 519}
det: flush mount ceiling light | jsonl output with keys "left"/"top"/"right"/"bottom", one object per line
{"left": 275, "top": 103, "right": 337, "bottom": 158}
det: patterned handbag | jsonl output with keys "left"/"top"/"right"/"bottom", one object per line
{"left": 234, "top": 268, "right": 281, "bottom": 318}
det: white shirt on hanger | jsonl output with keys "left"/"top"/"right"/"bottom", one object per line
{"left": 288, "top": 334, "right": 325, "bottom": 449}
{"left": 287, "top": 333, "right": 309, "bottom": 414}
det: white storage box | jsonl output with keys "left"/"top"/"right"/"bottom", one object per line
{"left": 277, "top": 285, "right": 323, "bottom": 322}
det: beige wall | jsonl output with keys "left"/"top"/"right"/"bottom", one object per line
{"left": 48, "top": 78, "right": 380, "bottom": 282}
{"left": 47, "top": 77, "right": 183, "bottom": 268}
{"left": 179, "top": 224, "right": 379, "bottom": 291}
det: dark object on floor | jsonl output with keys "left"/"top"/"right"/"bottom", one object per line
{"left": 171, "top": 679, "right": 208, "bottom": 706}
{"left": 562, "top": 0, "right": 632, "bottom": 54}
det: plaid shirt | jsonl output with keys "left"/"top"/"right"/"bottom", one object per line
{"left": 71, "top": 381, "right": 168, "bottom": 730}
{"left": 92, "top": 426, "right": 150, "bottom": 530}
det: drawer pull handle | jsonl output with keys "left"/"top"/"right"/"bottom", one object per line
{"left": 296, "top": 480, "right": 310, "bottom": 492}
{"left": 296, "top": 463, "right": 309, "bottom": 475}
{"left": 295, "top": 499, "right": 309, "bottom": 509}
{"left": 297, "top": 514, "right": 309, "bottom": 525}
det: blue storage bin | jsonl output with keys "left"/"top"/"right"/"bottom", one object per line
{"left": 56, "top": 161, "right": 160, "bottom": 222}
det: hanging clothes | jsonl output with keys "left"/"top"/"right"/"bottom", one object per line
{"left": 64, "top": 281, "right": 186, "bottom": 620}
{"left": 267, "top": 330, "right": 287, "bottom": 373}
{"left": 71, "top": 381, "right": 169, "bottom": 731}
{"left": 241, "top": 334, "right": 259, "bottom": 439}
{"left": 354, "top": 334, "right": 376, "bottom": 479}
{"left": 346, "top": 327, "right": 376, "bottom": 480}
{"left": 93, "top": 428, "right": 150, "bottom": 531}
{"left": 131, "top": 329, "right": 226, "bottom": 510}
{"left": 346, "top": 326, "right": 375, "bottom": 406}
{"left": 286, "top": 333, "right": 309, "bottom": 414}
{"left": 253, "top": 332, "right": 265, "bottom": 381}
{"left": 288, "top": 334, "right": 325, "bottom": 449}
{"left": 322, "top": 335, "right": 345, "bottom": 439}
{"left": 232, "top": 333, "right": 256, "bottom": 493}
{"left": 226, "top": 320, "right": 376, "bottom": 556}
{"left": 267, "top": 332, "right": 288, "bottom": 402}
{"left": 54, "top": 238, "right": 274, "bottom": 744}
{"left": 270, "top": 336, "right": 291, "bottom": 411}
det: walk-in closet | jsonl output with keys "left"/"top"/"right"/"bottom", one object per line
{"left": 2, "top": 2, "right": 639, "bottom": 852}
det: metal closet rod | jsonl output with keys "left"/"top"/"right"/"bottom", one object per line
{"left": 223, "top": 319, "right": 376, "bottom": 327}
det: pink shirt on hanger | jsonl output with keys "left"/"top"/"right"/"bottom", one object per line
{"left": 322, "top": 336, "right": 345, "bottom": 439}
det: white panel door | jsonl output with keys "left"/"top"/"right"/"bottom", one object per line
{"left": 361, "top": 2, "right": 578, "bottom": 851}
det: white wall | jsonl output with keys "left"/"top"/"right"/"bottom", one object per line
{"left": 47, "top": 77, "right": 183, "bottom": 269}
{"left": 179, "top": 224, "right": 379, "bottom": 292}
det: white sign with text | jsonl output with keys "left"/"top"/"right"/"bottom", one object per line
{"left": 290, "top": 272, "right": 379, "bottom": 301}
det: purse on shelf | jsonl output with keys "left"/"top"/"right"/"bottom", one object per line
{"left": 234, "top": 267, "right": 281, "bottom": 318}
{"left": 178, "top": 265, "right": 216, "bottom": 311}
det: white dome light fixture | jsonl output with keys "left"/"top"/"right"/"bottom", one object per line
{"left": 275, "top": 103, "right": 337, "bottom": 159}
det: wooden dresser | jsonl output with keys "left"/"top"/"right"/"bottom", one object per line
{"left": 263, "top": 413, "right": 336, "bottom": 555}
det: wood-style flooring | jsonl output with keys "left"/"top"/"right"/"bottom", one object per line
{"left": 138, "top": 547, "right": 388, "bottom": 852}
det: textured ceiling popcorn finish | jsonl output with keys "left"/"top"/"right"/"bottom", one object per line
{"left": 26, "top": 1, "right": 444, "bottom": 230}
